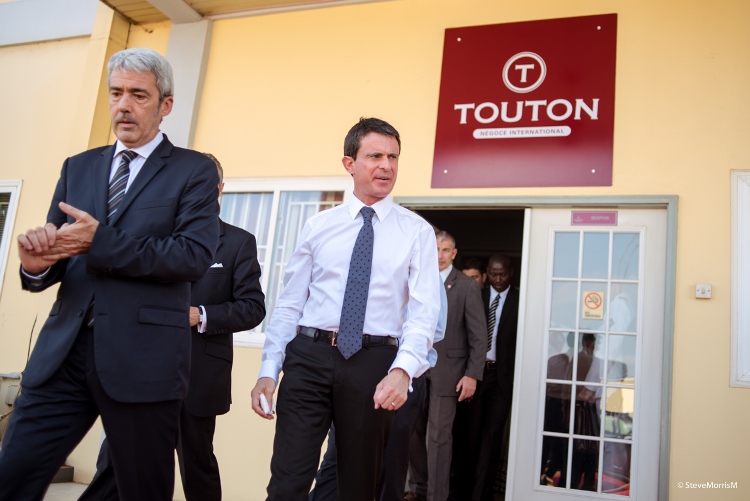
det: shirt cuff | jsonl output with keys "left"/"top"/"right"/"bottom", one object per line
{"left": 197, "top": 305, "right": 207, "bottom": 333}
{"left": 258, "top": 360, "right": 282, "bottom": 383}
{"left": 21, "top": 266, "right": 51, "bottom": 285}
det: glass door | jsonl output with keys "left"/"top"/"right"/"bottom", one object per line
{"left": 508, "top": 208, "right": 667, "bottom": 500}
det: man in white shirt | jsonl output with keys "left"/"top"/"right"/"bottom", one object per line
{"left": 251, "top": 118, "right": 441, "bottom": 501}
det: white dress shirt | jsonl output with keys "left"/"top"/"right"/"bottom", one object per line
{"left": 110, "top": 132, "right": 164, "bottom": 189}
{"left": 486, "top": 286, "right": 509, "bottom": 362}
{"left": 259, "top": 195, "right": 441, "bottom": 383}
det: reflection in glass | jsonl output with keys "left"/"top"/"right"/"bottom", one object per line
{"left": 571, "top": 439, "right": 600, "bottom": 492}
{"left": 553, "top": 232, "right": 580, "bottom": 278}
{"left": 575, "top": 333, "right": 604, "bottom": 384}
{"left": 550, "top": 282, "right": 578, "bottom": 330}
{"left": 602, "top": 442, "right": 632, "bottom": 495}
{"left": 612, "top": 232, "right": 639, "bottom": 280}
{"left": 544, "top": 383, "right": 571, "bottom": 433}
{"left": 605, "top": 388, "right": 635, "bottom": 439}
{"left": 540, "top": 436, "right": 569, "bottom": 488}
{"left": 582, "top": 232, "right": 610, "bottom": 279}
{"left": 607, "top": 335, "right": 636, "bottom": 384}
{"left": 609, "top": 283, "right": 638, "bottom": 333}
{"left": 580, "top": 282, "right": 607, "bottom": 331}
{"left": 547, "top": 332, "right": 573, "bottom": 381}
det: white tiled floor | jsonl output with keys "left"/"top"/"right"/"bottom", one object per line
{"left": 44, "top": 482, "right": 88, "bottom": 501}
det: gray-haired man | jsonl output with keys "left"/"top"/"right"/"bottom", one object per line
{"left": 0, "top": 48, "right": 220, "bottom": 500}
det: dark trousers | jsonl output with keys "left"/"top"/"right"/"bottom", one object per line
{"left": 466, "top": 369, "right": 512, "bottom": 501}
{"left": 267, "top": 334, "right": 397, "bottom": 501}
{"left": 0, "top": 325, "right": 180, "bottom": 501}
{"left": 79, "top": 405, "right": 221, "bottom": 501}
{"left": 408, "top": 376, "right": 430, "bottom": 496}
{"left": 308, "top": 374, "right": 427, "bottom": 501}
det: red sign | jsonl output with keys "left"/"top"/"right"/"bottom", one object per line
{"left": 432, "top": 15, "right": 617, "bottom": 188}
{"left": 571, "top": 211, "right": 618, "bottom": 226}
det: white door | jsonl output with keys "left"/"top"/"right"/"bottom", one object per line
{"left": 507, "top": 208, "right": 667, "bottom": 500}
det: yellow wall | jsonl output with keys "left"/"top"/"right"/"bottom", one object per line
{"left": 192, "top": 1, "right": 750, "bottom": 499}
{"left": 0, "top": 0, "right": 748, "bottom": 499}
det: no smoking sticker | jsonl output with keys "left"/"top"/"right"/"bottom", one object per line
{"left": 582, "top": 291, "right": 604, "bottom": 320}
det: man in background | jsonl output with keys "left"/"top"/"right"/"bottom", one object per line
{"left": 79, "top": 154, "right": 266, "bottom": 501}
{"left": 408, "top": 231, "right": 485, "bottom": 501}
{"left": 460, "top": 256, "right": 486, "bottom": 288}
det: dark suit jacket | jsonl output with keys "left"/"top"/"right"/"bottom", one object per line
{"left": 483, "top": 286, "right": 520, "bottom": 400}
{"left": 185, "top": 219, "right": 266, "bottom": 417}
{"left": 20, "top": 136, "right": 220, "bottom": 403}
{"left": 431, "top": 267, "right": 486, "bottom": 397}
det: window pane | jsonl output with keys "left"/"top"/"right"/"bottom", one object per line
{"left": 602, "top": 442, "right": 632, "bottom": 495}
{"left": 550, "top": 281, "right": 577, "bottom": 330}
{"left": 580, "top": 282, "right": 607, "bottom": 331}
{"left": 553, "top": 232, "right": 579, "bottom": 278}
{"left": 612, "top": 232, "right": 639, "bottom": 280}
{"left": 544, "top": 383, "right": 571, "bottom": 433}
{"left": 582, "top": 232, "right": 609, "bottom": 279}
{"left": 547, "top": 332, "right": 573, "bottom": 381}
{"left": 540, "top": 435, "right": 569, "bottom": 488}
{"left": 609, "top": 283, "right": 638, "bottom": 333}
{"left": 607, "top": 335, "right": 636, "bottom": 384}
{"left": 575, "top": 333, "right": 604, "bottom": 385}
{"left": 220, "top": 192, "right": 273, "bottom": 266}
{"left": 571, "top": 439, "right": 600, "bottom": 492}
{"left": 264, "top": 191, "right": 344, "bottom": 327}
{"left": 604, "top": 388, "right": 634, "bottom": 439}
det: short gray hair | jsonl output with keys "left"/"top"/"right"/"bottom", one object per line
{"left": 107, "top": 48, "right": 174, "bottom": 101}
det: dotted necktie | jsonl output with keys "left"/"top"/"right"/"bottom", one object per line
{"left": 487, "top": 293, "right": 500, "bottom": 352}
{"left": 107, "top": 150, "right": 137, "bottom": 223}
{"left": 337, "top": 206, "right": 375, "bottom": 359}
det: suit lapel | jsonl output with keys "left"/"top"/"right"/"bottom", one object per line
{"left": 108, "top": 137, "right": 173, "bottom": 226}
{"left": 94, "top": 145, "right": 116, "bottom": 225}
{"left": 216, "top": 219, "right": 226, "bottom": 259}
{"left": 445, "top": 267, "right": 458, "bottom": 295}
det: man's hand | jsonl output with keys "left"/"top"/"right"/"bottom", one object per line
{"left": 189, "top": 306, "right": 201, "bottom": 327}
{"left": 40, "top": 202, "right": 99, "bottom": 261}
{"left": 373, "top": 368, "right": 410, "bottom": 411}
{"left": 251, "top": 377, "right": 277, "bottom": 420}
{"left": 456, "top": 376, "right": 477, "bottom": 402}
{"left": 18, "top": 223, "right": 59, "bottom": 273}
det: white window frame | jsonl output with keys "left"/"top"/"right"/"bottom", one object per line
{"left": 0, "top": 180, "right": 22, "bottom": 297}
{"left": 731, "top": 171, "right": 750, "bottom": 387}
{"left": 222, "top": 176, "right": 353, "bottom": 348}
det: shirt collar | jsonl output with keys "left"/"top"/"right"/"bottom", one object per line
{"left": 440, "top": 264, "right": 453, "bottom": 283}
{"left": 348, "top": 194, "right": 394, "bottom": 222}
{"left": 114, "top": 131, "right": 164, "bottom": 161}
{"left": 490, "top": 285, "right": 510, "bottom": 303}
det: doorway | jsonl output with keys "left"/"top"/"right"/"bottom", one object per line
{"left": 400, "top": 198, "right": 675, "bottom": 501}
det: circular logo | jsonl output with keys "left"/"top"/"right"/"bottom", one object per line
{"left": 502, "top": 52, "right": 546, "bottom": 94}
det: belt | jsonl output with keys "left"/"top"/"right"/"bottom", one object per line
{"left": 297, "top": 326, "right": 398, "bottom": 348}
{"left": 485, "top": 360, "right": 497, "bottom": 372}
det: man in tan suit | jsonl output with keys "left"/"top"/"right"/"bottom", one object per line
{"left": 426, "top": 231, "right": 486, "bottom": 501}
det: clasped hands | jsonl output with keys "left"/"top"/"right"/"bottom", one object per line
{"left": 18, "top": 202, "right": 99, "bottom": 273}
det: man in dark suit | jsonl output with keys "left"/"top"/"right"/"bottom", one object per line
{"left": 78, "top": 154, "right": 266, "bottom": 501}
{"left": 421, "top": 231, "right": 485, "bottom": 501}
{"left": 461, "top": 254, "right": 519, "bottom": 501}
{"left": 0, "top": 48, "right": 220, "bottom": 501}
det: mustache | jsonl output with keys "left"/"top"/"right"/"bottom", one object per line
{"left": 115, "top": 112, "right": 138, "bottom": 125}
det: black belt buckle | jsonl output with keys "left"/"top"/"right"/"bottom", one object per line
{"left": 485, "top": 360, "right": 497, "bottom": 372}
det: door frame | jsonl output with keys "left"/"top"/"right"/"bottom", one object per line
{"left": 396, "top": 195, "right": 677, "bottom": 500}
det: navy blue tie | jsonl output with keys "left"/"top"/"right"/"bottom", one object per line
{"left": 337, "top": 206, "right": 375, "bottom": 359}
{"left": 107, "top": 150, "right": 137, "bottom": 223}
